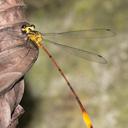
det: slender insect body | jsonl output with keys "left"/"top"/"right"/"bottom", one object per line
{"left": 20, "top": 22, "right": 113, "bottom": 128}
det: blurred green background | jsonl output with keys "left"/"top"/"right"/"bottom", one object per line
{"left": 19, "top": 0, "right": 128, "bottom": 128}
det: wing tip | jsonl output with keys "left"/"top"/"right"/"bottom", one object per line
{"left": 97, "top": 54, "right": 107, "bottom": 64}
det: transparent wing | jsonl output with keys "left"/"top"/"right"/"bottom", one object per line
{"left": 0, "top": 28, "right": 112, "bottom": 63}
{"left": 44, "top": 39, "right": 107, "bottom": 64}
{"left": 43, "top": 28, "right": 115, "bottom": 45}
{"left": 0, "top": 28, "right": 115, "bottom": 43}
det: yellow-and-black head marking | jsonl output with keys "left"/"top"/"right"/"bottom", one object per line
{"left": 21, "top": 23, "right": 43, "bottom": 47}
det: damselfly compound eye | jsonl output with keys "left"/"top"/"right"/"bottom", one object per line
{"left": 31, "top": 24, "right": 35, "bottom": 30}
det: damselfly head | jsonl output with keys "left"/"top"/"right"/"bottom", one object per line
{"left": 21, "top": 23, "right": 35, "bottom": 34}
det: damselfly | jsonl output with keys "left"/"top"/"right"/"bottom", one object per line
{"left": 0, "top": 23, "right": 115, "bottom": 128}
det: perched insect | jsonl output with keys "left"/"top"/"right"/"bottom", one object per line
{"left": 0, "top": 22, "right": 115, "bottom": 128}
{"left": 20, "top": 23, "right": 114, "bottom": 128}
